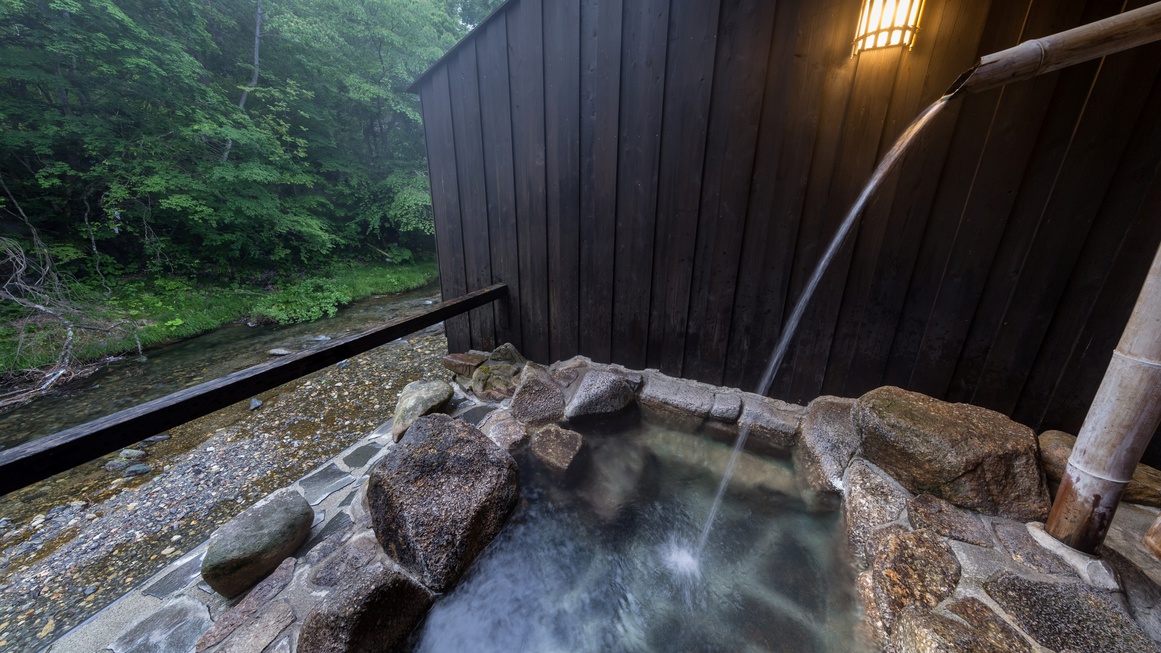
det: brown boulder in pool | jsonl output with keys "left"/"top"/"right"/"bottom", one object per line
{"left": 854, "top": 386, "right": 1050, "bottom": 522}
{"left": 367, "top": 415, "right": 519, "bottom": 592}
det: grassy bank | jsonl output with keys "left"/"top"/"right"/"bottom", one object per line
{"left": 0, "top": 260, "right": 439, "bottom": 377}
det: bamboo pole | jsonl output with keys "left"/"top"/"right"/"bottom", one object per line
{"left": 947, "top": 1, "right": 1161, "bottom": 97}
{"left": 1045, "top": 242, "right": 1161, "bottom": 554}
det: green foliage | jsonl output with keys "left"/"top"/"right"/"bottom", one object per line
{"left": 0, "top": 261, "right": 438, "bottom": 373}
{"left": 0, "top": 0, "right": 472, "bottom": 279}
{"left": 252, "top": 277, "right": 353, "bottom": 324}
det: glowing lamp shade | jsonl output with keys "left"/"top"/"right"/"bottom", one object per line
{"left": 852, "top": 0, "right": 925, "bottom": 55}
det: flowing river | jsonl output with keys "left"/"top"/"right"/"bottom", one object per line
{"left": 0, "top": 284, "right": 442, "bottom": 451}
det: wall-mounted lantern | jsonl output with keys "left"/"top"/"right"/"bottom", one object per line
{"left": 852, "top": 0, "right": 925, "bottom": 56}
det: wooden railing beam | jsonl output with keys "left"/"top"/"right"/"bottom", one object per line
{"left": 0, "top": 284, "right": 506, "bottom": 495}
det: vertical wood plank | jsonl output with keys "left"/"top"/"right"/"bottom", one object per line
{"left": 1040, "top": 172, "right": 1161, "bottom": 432}
{"left": 682, "top": 0, "right": 779, "bottom": 385}
{"left": 767, "top": 0, "right": 862, "bottom": 401}
{"left": 644, "top": 0, "right": 720, "bottom": 376}
{"left": 1015, "top": 65, "right": 1161, "bottom": 428}
{"left": 507, "top": 0, "right": 551, "bottom": 363}
{"left": 476, "top": 16, "right": 522, "bottom": 349}
{"left": 731, "top": 0, "right": 843, "bottom": 394}
{"left": 611, "top": 0, "right": 670, "bottom": 370}
{"left": 544, "top": 0, "right": 581, "bottom": 361}
{"left": 447, "top": 44, "right": 496, "bottom": 351}
{"left": 881, "top": 0, "right": 1042, "bottom": 388}
{"left": 578, "top": 0, "right": 622, "bottom": 363}
{"left": 822, "top": 0, "right": 991, "bottom": 397}
{"left": 783, "top": 46, "right": 903, "bottom": 403}
{"left": 419, "top": 69, "right": 471, "bottom": 352}
{"left": 721, "top": 0, "right": 801, "bottom": 389}
{"left": 964, "top": 29, "right": 1161, "bottom": 413}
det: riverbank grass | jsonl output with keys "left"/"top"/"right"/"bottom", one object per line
{"left": 0, "top": 261, "right": 439, "bottom": 376}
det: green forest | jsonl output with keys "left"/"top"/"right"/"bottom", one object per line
{"left": 0, "top": 0, "right": 501, "bottom": 396}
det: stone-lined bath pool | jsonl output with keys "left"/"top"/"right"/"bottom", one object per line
{"left": 410, "top": 421, "right": 864, "bottom": 653}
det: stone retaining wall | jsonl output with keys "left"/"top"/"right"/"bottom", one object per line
{"left": 50, "top": 344, "right": 1161, "bottom": 653}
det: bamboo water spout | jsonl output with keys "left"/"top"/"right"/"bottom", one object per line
{"left": 945, "top": 1, "right": 1161, "bottom": 98}
{"left": 939, "top": 2, "right": 1161, "bottom": 554}
{"left": 1045, "top": 242, "right": 1161, "bottom": 554}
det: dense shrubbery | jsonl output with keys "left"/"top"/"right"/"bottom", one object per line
{"left": 0, "top": 0, "right": 504, "bottom": 390}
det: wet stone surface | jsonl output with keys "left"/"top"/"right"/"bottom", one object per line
{"left": 984, "top": 571, "right": 1160, "bottom": 653}
{"left": 0, "top": 308, "right": 449, "bottom": 652}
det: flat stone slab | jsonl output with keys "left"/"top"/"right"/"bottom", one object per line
{"left": 342, "top": 443, "right": 381, "bottom": 470}
{"left": 110, "top": 596, "right": 211, "bottom": 653}
{"left": 993, "top": 522, "right": 1072, "bottom": 576}
{"left": 984, "top": 571, "right": 1160, "bottom": 653}
{"left": 300, "top": 463, "right": 355, "bottom": 506}
{"left": 144, "top": 551, "right": 206, "bottom": 599}
{"left": 906, "top": 493, "right": 993, "bottom": 548}
{"left": 869, "top": 528, "right": 960, "bottom": 631}
{"left": 197, "top": 558, "right": 297, "bottom": 650}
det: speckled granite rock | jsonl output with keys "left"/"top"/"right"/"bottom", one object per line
{"left": 510, "top": 363, "right": 565, "bottom": 425}
{"left": 869, "top": 529, "right": 960, "bottom": 631}
{"left": 992, "top": 522, "right": 1072, "bottom": 576}
{"left": 794, "top": 396, "right": 859, "bottom": 503}
{"left": 477, "top": 409, "right": 530, "bottom": 451}
{"left": 637, "top": 372, "right": 715, "bottom": 432}
{"left": 297, "top": 562, "right": 433, "bottom": 653}
{"left": 201, "top": 489, "right": 314, "bottom": 598}
{"left": 891, "top": 598, "right": 1032, "bottom": 653}
{"left": 391, "top": 379, "right": 453, "bottom": 441}
{"left": 564, "top": 370, "right": 635, "bottom": 420}
{"left": 367, "top": 415, "right": 519, "bottom": 592}
{"left": 906, "top": 494, "right": 993, "bottom": 548}
{"left": 530, "top": 425, "right": 588, "bottom": 482}
{"left": 843, "top": 460, "right": 912, "bottom": 565}
{"left": 984, "top": 571, "right": 1160, "bottom": 653}
{"left": 1040, "top": 430, "right": 1161, "bottom": 508}
{"left": 855, "top": 386, "right": 1050, "bottom": 521}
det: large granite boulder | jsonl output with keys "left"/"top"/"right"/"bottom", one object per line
{"left": 200, "top": 488, "right": 314, "bottom": 598}
{"left": 391, "top": 379, "right": 453, "bottom": 442}
{"left": 843, "top": 460, "right": 911, "bottom": 565}
{"left": 367, "top": 415, "right": 519, "bottom": 592}
{"left": 1040, "top": 429, "right": 1161, "bottom": 508}
{"left": 510, "top": 362, "right": 565, "bottom": 424}
{"left": 855, "top": 386, "right": 1050, "bottom": 521}
{"left": 297, "top": 562, "right": 434, "bottom": 653}
{"left": 564, "top": 370, "right": 635, "bottom": 420}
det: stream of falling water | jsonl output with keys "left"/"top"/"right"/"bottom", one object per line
{"left": 679, "top": 94, "right": 952, "bottom": 568}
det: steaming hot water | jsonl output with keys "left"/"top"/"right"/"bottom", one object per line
{"left": 410, "top": 98, "right": 951, "bottom": 652}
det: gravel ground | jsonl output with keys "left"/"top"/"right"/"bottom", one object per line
{"left": 0, "top": 323, "right": 451, "bottom": 652}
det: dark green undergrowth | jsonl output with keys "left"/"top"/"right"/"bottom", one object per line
{"left": 0, "top": 260, "right": 438, "bottom": 376}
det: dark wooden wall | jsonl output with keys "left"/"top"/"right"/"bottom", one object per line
{"left": 413, "top": 0, "right": 1161, "bottom": 451}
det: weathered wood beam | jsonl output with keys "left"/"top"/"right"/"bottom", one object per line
{"left": 0, "top": 284, "right": 507, "bottom": 496}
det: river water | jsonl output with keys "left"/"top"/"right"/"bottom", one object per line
{"left": 0, "top": 285, "right": 442, "bottom": 451}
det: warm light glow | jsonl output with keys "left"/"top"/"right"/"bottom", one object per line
{"left": 852, "top": 0, "right": 925, "bottom": 56}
